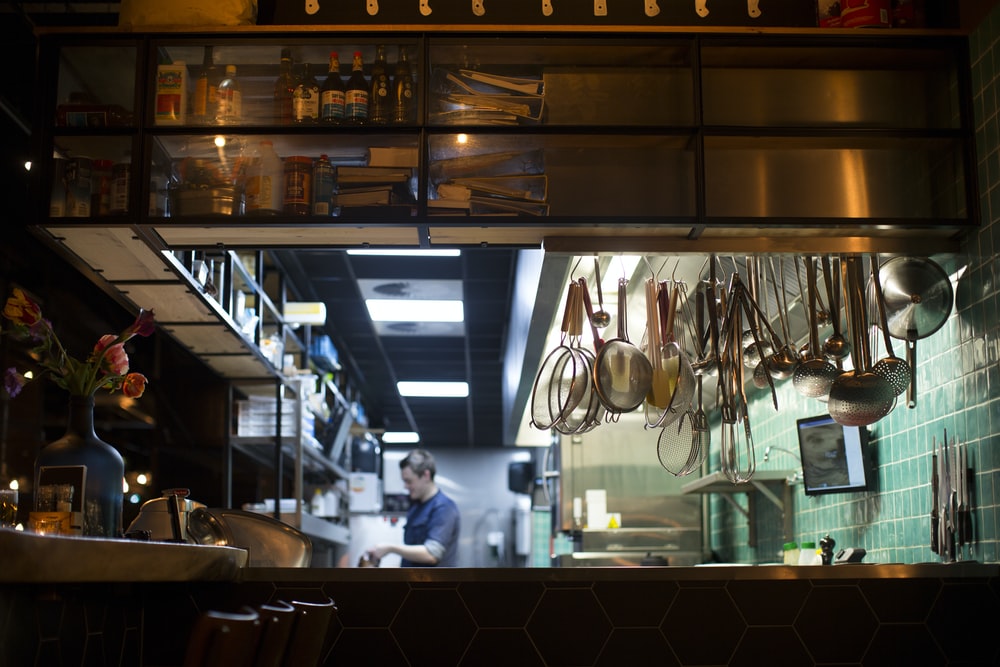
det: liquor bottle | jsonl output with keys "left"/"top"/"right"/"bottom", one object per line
{"left": 344, "top": 51, "right": 369, "bottom": 124}
{"left": 392, "top": 45, "right": 415, "bottom": 124}
{"left": 292, "top": 63, "right": 321, "bottom": 124}
{"left": 320, "top": 51, "right": 346, "bottom": 124}
{"left": 214, "top": 64, "right": 241, "bottom": 124}
{"left": 368, "top": 44, "right": 391, "bottom": 125}
{"left": 192, "top": 46, "right": 218, "bottom": 124}
{"left": 273, "top": 48, "right": 296, "bottom": 124}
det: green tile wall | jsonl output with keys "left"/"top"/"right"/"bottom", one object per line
{"left": 710, "top": 8, "right": 1000, "bottom": 566}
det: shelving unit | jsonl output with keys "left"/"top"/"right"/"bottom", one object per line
{"left": 681, "top": 470, "right": 796, "bottom": 547}
{"left": 27, "top": 27, "right": 976, "bottom": 552}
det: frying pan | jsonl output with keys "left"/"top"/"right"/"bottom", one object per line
{"left": 878, "top": 256, "right": 953, "bottom": 408}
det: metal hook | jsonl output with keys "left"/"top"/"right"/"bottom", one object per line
{"left": 570, "top": 256, "right": 583, "bottom": 279}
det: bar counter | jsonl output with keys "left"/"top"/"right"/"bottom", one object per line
{"left": 2, "top": 555, "right": 998, "bottom": 666}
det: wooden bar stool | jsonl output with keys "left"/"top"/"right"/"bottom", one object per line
{"left": 254, "top": 600, "right": 297, "bottom": 667}
{"left": 182, "top": 608, "right": 261, "bottom": 667}
{"left": 284, "top": 598, "right": 337, "bottom": 666}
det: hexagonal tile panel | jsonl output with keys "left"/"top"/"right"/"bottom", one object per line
{"left": 729, "top": 626, "right": 811, "bottom": 667}
{"left": 328, "top": 627, "right": 409, "bottom": 666}
{"left": 864, "top": 623, "right": 945, "bottom": 664}
{"left": 926, "top": 581, "right": 1000, "bottom": 664}
{"left": 460, "top": 629, "right": 545, "bottom": 666}
{"left": 662, "top": 587, "right": 745, "bottom": 665}
{"left": 859, "top": 578, "right": 941, "bottom": 622}
{"left": 592, "top": 580, "right": 679, "bottom": 627}
{"left": 323, "top": 581, "right": 409, "bottom": 627}
{"left": 458, "top": 581, "right": 545, "bottom": 628}
{"left": 596, "top": 628, "right": 678, "bottom": 666}
{"left": 391, "top": 588, "right": 477, "bottom": 665}
{"left": 727, "top": 579, "right": 810, "bottom": 625}
{"left": 795, "top": 585, "right": 877, "bottom": 663}
{"left": 527, "top": 588, "right": 612, "bottom": 666}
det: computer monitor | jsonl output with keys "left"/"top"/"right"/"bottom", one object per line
{"left": 796, "top": 414, "right": 870, "bottom": 495}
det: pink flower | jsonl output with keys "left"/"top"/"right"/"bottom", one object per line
{"left": 121, "top": 373, "right": 147, "bottom": 398}
{"left": 94, "top": 336, "right": 130, "bottom": 376}
{"left": 123, "top": 309, "right": 156, "bottom": 340}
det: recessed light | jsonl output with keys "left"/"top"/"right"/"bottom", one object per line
{"left": 382, "top": 431, "right": 420, "bottom": 444}
{"left": 347, "top": 249, "right": 460, "bottom": 257}
{"left": 366, "top": 299, "right": 464, "bottom": 322}
{"left": 397, "top": 381, "right": 469, "bottom": 397}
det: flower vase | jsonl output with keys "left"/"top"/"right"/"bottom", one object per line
{"left": 34, "top": 396, "right": 124, "bottom": 538}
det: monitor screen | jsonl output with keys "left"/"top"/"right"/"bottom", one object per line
{"left": 796, "top": 414, "right": 870, "bottom": 495}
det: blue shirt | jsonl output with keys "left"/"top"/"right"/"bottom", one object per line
{"left": 402, "top": 489, "right": 460, "bottom": 567}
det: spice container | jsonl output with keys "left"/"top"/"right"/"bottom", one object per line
{"left": 782, "top": 542, "right": 800, "bottom": 565}
{"left": 283, "top": 155, "right": 312, "bottom": 215}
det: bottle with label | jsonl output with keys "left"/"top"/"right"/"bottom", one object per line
{"left": 192, "top": 46, "right": 217, "bottom": 124}
{"left": 273, "top": 48, "right": 296, "bottom": 124}
{"left": 283, "top": 155, "right": 312, "bottom": 215}
{"left": 311, "top": 488, "right": 325, "bottom": 516}
{"left": 293, "top": 63, "right": 321, "bottom": 124}
{"left": 320, "top": 51, "right": 345, "bottom": 124}
{"left": 245, "top": 140, "right": 283, "bottom": 215}
{"left": 392, "top": 45, "right": 415, "bottom": 124}
{"left": 368, "top": 44, "right": 391, "bottom": 125}
{"left": 215, "top": 65, "right": 241, "bottom": 124}
{"left": 108, "top": 157, "right": 130, "bottom": 215}
{"left": 312, "top": 155, "right": 335, "bottom": 216}
{"left": 344, "top": 51, "right": 369, "bottom": 124}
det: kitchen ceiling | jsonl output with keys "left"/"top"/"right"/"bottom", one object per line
{"left": 276, "top": 248, "right": 524, "bottom": 450}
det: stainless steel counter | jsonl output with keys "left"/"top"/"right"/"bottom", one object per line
{"left": 0, "top": 528, "right": 247, "bottom": 582}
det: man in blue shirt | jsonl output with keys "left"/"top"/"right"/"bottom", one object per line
{"left": 368, "top": 449, "right": 461, "bottom": 566}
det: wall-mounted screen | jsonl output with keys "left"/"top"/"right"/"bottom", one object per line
{"left": 796, "top": 414, "right": 870, "bottom": 495}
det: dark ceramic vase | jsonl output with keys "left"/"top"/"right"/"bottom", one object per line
{"left": 34, "top": 395, "right": 124, "bottom": 537}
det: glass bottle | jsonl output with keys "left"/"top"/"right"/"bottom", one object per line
{"left": 392, "top": 45, "right": 415, "bottom": 124}
{"left": 312, "top": 154, "right": 335, "bottom": 216}
{"left": 192, "top": 45, "right": 218, "bottom": 124}
{"left": 368, "top": 44, "right": 391, "bottom": 125}
{"left": 246, "top": 140, "right": 283, "bottom": 215}
{"left": 344, "top": 50, "right": 369, "bottom": 125}
{"left": 215, "top": 64, "right": 241, "bottom": 125}
{"left": 292, "top": 63, "right": 321, "bottom": 124}
{"left": 273, "top": 47, "right": 296, "bottom": 124}
{"left": 320, "top": 51, "right": 345, "bottom": 124}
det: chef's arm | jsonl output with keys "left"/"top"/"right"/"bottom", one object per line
{"left": 371, "top": 542, "right": 439, "bottom": 565}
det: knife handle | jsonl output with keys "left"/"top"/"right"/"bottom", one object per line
{"left": 931, "top": 511, "right": 939, "bottom": 554}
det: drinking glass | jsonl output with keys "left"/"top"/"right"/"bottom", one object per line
{"left": 0, "top": 488, "right": 18, "bottom": 528}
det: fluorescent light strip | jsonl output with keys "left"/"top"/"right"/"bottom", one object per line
{"left": 347, "top": 249, "right": 461, "bottom": 257}
{"left": 398, "top": 381, "right": 469, "bottom": 398}
{"left": 382, "top": 431, "right": 421, "bottom": 444}
{"left": 366, "top": 299, "right": 464, "bottom": 322}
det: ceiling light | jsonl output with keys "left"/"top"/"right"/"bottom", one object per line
{"left": 398, "top": 381, "right": 469, "bottom": 397}
{"left": 382, "top": 431, "right": 420, "bottom": 444}
{"left": 347, "top": 249, "right": 460, "bottom": 257}
{"left": 366, "top": 299, "right": 464, "bottom": 322}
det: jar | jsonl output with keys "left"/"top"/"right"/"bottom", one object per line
{"left": 798, "top": 541, "right": 818, "bottom": 565}
{"left": 283, "top": 155, "right": 312, "bottom": 215}
{"left": 782, "top": 542, "right": 799, "bottom": 565}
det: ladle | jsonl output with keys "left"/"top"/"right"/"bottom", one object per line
{"left": 827, "top": 255, "right": 895, "bottom": 427}
{"left": 589, "top": 257, "right": 611, "bottom": 329}
{"left": 764, "top": 257, "right": 800, "bottom": 381}
{"left": 821, "top": 255, "right": 851, "bottom": 362}
{"left": 868, "top": 254, "right": 910, "bottom": 397}
{"left": 792, "top": 256, "right": 839, "bottom": 399}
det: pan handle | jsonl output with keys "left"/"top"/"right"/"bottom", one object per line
{"left": 906, "top": 332, "right": 917, "bottom": 408}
